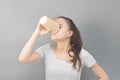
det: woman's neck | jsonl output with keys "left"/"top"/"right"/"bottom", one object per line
{"left": 54, "top": 39, "right": 71, "bottom": 53}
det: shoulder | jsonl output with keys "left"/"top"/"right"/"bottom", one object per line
{"left": 79, "top": 48, "right": 95, "bottom": 59}
{"left": 40, "top": 43, "right": 51, "bottom": 48}
{"left": 79, "top": 48, "right": 97, "bottom": 68}
{"left": 35, "top": 43, "right": 51, "bottom": 51}
{"left": 79, "top": 48, "right": 90, "bottom": 57}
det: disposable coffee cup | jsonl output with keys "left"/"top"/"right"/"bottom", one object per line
{"left": 39, "top": 16, "right": 60, "bottom": 34}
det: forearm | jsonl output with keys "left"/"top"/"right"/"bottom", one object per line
{"left": 19, "top": 31, "right": 40, "bottom": 60}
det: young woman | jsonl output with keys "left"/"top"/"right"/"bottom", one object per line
{"left": 18, "top": 16, "right": 109, "bottom": 80}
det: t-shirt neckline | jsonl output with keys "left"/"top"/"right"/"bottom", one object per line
{"left": 51, "top": 45, "right": 70, "bottom": 63}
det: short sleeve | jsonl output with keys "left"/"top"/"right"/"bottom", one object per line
{"left": 35, "top": 43, "right": 50, "bottom": 61}
{"left": 80, "top": 48, "right": 97, "bottom": 68}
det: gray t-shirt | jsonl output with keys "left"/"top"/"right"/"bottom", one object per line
{"left": 35, "top": 43, "right": 96, "bottom": 80}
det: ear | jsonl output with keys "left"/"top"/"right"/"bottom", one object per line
{"left": 67, "top": 30, "right": 73, "bottom": 37}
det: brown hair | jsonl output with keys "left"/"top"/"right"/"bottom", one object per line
{"left": 57, "top": 16, "right": 83, "bottom": 72}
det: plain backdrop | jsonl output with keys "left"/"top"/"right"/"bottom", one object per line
{"left": 0, "top": 0, "right": 119, "bottom": 80}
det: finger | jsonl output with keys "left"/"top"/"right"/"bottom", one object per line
{"left": 48, "top": 29, "right": 50, "bottom": 32}
{"left": 46, "top": 30, "right": 49, "bottom": 33}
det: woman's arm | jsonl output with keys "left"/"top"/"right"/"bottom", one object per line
{"left": 18, "top": 23, "right": 49, "bottom": 63}
{"left": 18, "top": 31, "right": 40, "bottom": 63}
{"left": 89, "top": 63, "right": 110, "bottom": 80}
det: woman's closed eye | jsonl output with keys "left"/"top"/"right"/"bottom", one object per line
{"left": 59, "top": 24, "right": 62, "bottom": 29}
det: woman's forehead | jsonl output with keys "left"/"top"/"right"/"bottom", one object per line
{"left": 55, "top": 18, "right": 68, "bottom": 26}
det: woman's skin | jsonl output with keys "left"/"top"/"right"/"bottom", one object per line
{"left": 18, "top": 18, "right": 109, "bottom": 80}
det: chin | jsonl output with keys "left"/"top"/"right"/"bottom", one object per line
{"left": 51, "top": 35, "right": 58, "bottom": 40}
{"left": 51, "top": 35, "right": 64, "bottom": 41}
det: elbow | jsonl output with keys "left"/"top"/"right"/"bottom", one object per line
{"left": 18, "top": 56, "right": 28, "bottom": 63}
{"left": 18, "top": 58, "right": 25, "bottom": 63}
{"left": 104, "top": 75, "right": 110, "bottom": 80}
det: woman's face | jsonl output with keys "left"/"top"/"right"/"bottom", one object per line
{"left": 51, "top": 18, "right": 73, "bottom": 41}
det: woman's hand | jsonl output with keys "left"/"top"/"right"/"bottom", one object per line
{"left": 33, "top": 23, "right": 50, "bottom": 36}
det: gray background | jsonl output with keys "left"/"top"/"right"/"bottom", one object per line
{"left": 0, "top": 0, "right": 119, "bottom": 80}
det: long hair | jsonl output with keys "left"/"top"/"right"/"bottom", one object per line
{"left": 57, "top": 16, "right": 83, "bottom": 72}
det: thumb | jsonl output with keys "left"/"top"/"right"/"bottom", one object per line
{"left": 47, "top": 29, "right": 50, "bottom": 32}
{"left": 45, "top": 29, "right": 50, "bottom": 33}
